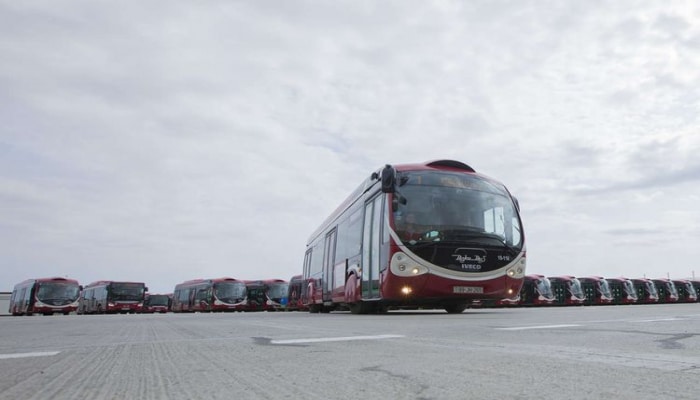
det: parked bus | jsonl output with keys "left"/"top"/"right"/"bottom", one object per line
{"left": 78, "top": 281, "right": 147, "bottom": 314}
{"left": 302, "top": 160, "right": 526, "bottom": 314}
{"left": 140, "top": 293, "right": 171, "bottom": 313}
{"left": 651, "top": 278, "right": 679, "bottom": 303}
{"left": 578, "top": 276, "right": 613, "bottom": 306}
{"left": 518, "top": 274, "right": 555, "bottom": 306}
{"left": 548, "top": 276, "right": 586, "bottom": 306}
{"left": 171, "top": 277, "right": 247, "bottom": 312}
{"left": 244, "top": 279, "right": 289, "bottom": 311}
{"left": 630, "top": 278, "right": 659, "bottom": 304}
{"left": 286, "top": 275, "right": 308, "bottom": 311}
{"left": 9, "top": 277, "right": 81, "bottom": 316}
{"left": 673, "top": 280, "right": 698, "bottom": 303}
{"left": 605, "top": 277, "right": 638, "bottom": 305}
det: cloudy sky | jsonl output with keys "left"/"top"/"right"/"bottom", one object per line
{"left": 2, "top": 1, "right": 699, "bottom": 294}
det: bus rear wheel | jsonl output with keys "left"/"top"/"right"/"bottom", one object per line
{"left": 444, "top": 304, "right": 467, "bottom": 314}
{"left": 349, "top": 301, "right": 375, "bottom": 315}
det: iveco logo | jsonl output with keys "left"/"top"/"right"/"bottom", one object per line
{"left": 452, "top": 248, "right": 487, "bottom": 264}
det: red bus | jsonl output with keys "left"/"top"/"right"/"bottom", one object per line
{"left": 78, "top": 281, "right": 147, "bottom": 314}
{"left": 140, "top": 293, "right": 171, "bottom": 313}
{"left": 9, "top": 277, "right": 81, "bottom": 316}
{"left": 673, "top": 280, "right": 698, "bottom": 303}
{"left": 518, "top": 274, "right": 555, "bottom": 306}
{"left": 605, "top": 277, "right": 638, "bottom": 305}
{"left": 244, "top": 279, "right": 289, "bottom": 311}
{"left": 651, "top": 278, "right": 679, "bottom": 303}
{"left": 630, "top": 278, "right": 659, "bottom": 304}
{"left": 286, "top": 275, "right": 308, "bottom": 311}
{"left": 302, "top": 160, "right": 526, "bottom": 314}
{"left": 548, "top": 276, "right": 586, "bottom": 306}
{"left": 578, "top": 276, "right": 613, "bottom": 305}
{"left": 171, "top": 277, "right": 247, "bottom": 312}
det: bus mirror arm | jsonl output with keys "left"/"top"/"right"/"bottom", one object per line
{"left": 391, "top": 192, "right": 407, "bottom": 212}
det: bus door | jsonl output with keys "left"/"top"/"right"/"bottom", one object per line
{"left": 361, "top": 194, "right": 383, "bottom": 299}
{"left": 323, "top": 229, "right": 337, "bottom": 302}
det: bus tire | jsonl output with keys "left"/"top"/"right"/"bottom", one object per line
{"left": 444, "top": 304, "right": 467, "bottom": 314}
{"left": 349, "top": 301, "right": 372, "bottom": 315}
{"left": 308, "top": 304, "right": 321, "bottom": 313}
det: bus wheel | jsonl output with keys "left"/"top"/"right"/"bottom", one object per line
{"left": 308, "top": 304, "right": 321, "bottom": 313}
{"left": 349, "top": 301, "right": 372, "bottom": 315}
{"left": 444, "top": 304, "right": 467, "bottom": 314}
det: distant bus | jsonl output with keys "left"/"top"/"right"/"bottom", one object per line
{"left": 79, "top": 281, "right": 147, "bottom": 314}
{"left": 651, "top": 279, "right": 679, "bottom": 303}
{"left": 9, "top": 277, "right": 81, "bottom": 316}
{"left": 672, "top": 280, "right": 698, "bottom": 303}
{"left": 171, "top": 277, "right": 247, "bottom": 312}
{"left": 518, "top": 274, "right": 555, "bottom": 306}
{"left": 630, "top": 278, "right": 659, "bottom": 304}
{"left": 244, "top": 279, "right": 289, "bottom": 311}
{"left": 141, "top": 293, "right": 171, "bottom": 313}
{"left": 605, "top": 277, "right": 638, "bottom": 305}
{"left": 548, "top": 276, "right": 586, "bottom": 306}
{"left": 302, "top": 160, "right": 526, "bottom": 314}
{"left": 286, "top": 275, "right": 308, "bottom": 311}
{"left": 578, "top": 276, "right": 613, "bottom": 306}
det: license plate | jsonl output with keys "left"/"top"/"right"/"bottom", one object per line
{"left": 453, "top": 286, "right": 483, "bottom": 294}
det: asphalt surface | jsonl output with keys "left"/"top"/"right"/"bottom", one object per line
{"left": 1, "top": 304, "right": 699, "bottom": 399}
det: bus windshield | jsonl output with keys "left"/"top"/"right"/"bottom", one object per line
{"left": 394, "top": 171, "right": 522, "bottom": 248}
{"left": 646, "top": 282, "right": 658, "bottom": 298}
{"left": 110, "top": 283, "right": 145, "bottom": 301}
{"left": 598, "top": 279, "right": 612, "bottom": 299}
{"left": 214, "top": 282, "right": 246, "bottom": 302}
{"left": 623, "top": 280, "right": 638, "bottom": 300}
{"left": 267, "top": 283, "right": 289, "bottom": 299}
{"left": 569, "top": 278, "right": 584, "bottom": 299}
{"left": 536, "top": 278, "right": 553, "bottom": 299}
{"left": 36, "top": 283, "right": 80, "bottom": 304}
{"left": 147, "top": 295, "right": 170, "bottom": 306}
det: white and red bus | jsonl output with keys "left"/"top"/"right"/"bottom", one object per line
{"left": 171, "top": 277, "right": 247, "bottom": 312}
{"left": 9, "top": 277, "right": 81, "bottom": 316}
{"left": 140, "top": 293, "right": 171, "bottom": 313}
{"left": 673, "top": 279, "right": 698, "bottom": 303}
{"left": 578, "top": 276, "right": 613, "bottom": 306}
{"left": 78, "top": 280, "right": 147, "bottom": 314}
{"left": 548, "top": 276, "right": 586, "bottom": 306}
{"left": 651, "top": 278, "right": 679, "bottom": 303}
{"left": 244, "top": 279, "right": 289, "bottom": 311}
{"left": 631, "top": 278, "right": 659, "bottom": 304}
{"left": 518, "top": 274, "right": 555, "bottom": 306}
{"left": 302, "top": 160, "right": 526, "bottom": 314}
{"left": 286, "top": 275, "right": 308, "bottom": 311}
{"left": 605, "top": 277, "right": 638, "bottom": 305}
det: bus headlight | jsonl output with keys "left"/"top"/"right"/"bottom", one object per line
{"left": 506, "top": 262, "right": 526, "bottom": 279}
{"left": 401, "top": 286, "right": 413, "bottom": 295}
{"left": 390, "top": 252, "right": 428, "bottom": 277}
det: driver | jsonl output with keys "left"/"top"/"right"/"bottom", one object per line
{"left": 399, "top": 213, "right": 422, "bottom": 241}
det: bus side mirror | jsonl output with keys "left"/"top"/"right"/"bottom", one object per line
{"left": 381, "top": 165, "right": 396, "bottom": 193}
{"left": 145, "top": 287, "right": 149, "bottom": 292}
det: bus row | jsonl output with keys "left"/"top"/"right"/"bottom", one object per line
{"left": 492, "top": 274, "right": 700, "bottom": 307}
{"left": 7, "top": 277, "right": 291, "bottom": 316}
{"left": 10, "top": 160, "right": 530, "bottom": 316}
